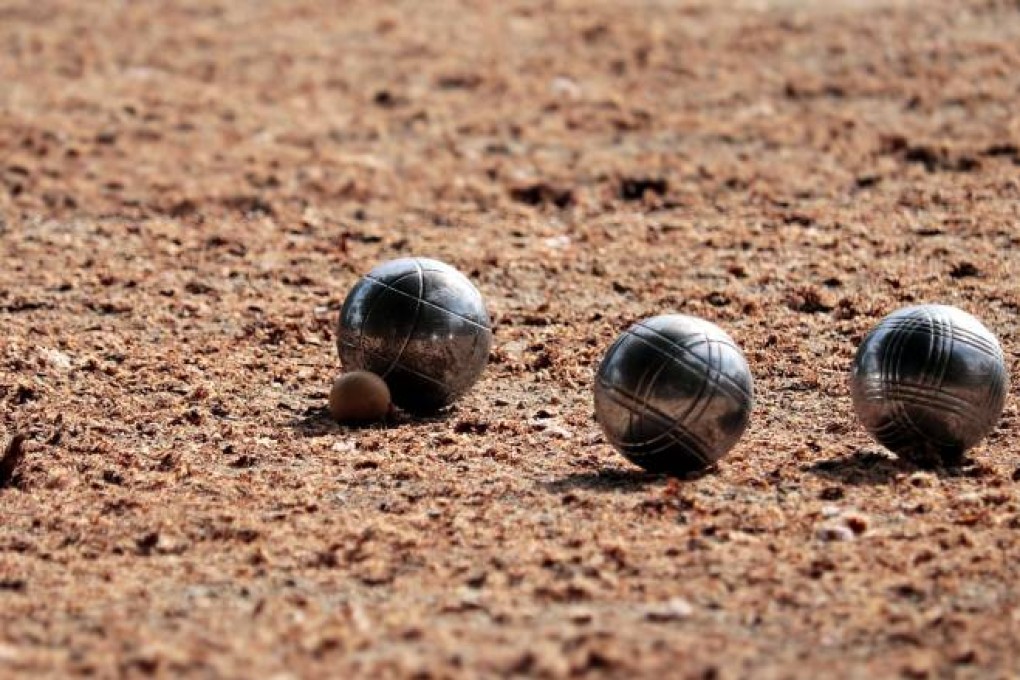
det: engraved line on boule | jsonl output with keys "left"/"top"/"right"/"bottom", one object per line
{"left": 938, "top": 311, "right": 954, "bottom": 385}
{"left": 869, "top": 417, "right": 913, "bottom": 440}
{"left": 626, "top": 354, "right": 715, "bottom": 464}
{"left": 623, "top": 329, "right": 749, "bottom": 426}
{"left": 379, "top": 259, "right": 426, "bottom": 379}
{"left": 630, "top": 423, "right": 714, "bottom": 467}
{"left": 929, "top": 309, "right": 957, "bottom": 394}
{"left": 868, "top": 425, "right": 912, "bottom": 450}
{"left": 883, "top": 316, "right": 922, "bottom": 432}
{"left": 635, "top": 355, "right": 670, "bottom": 425}
{"left": 980, "top": 362, "right": 1008, "bottom": 420}
{"left": 631, "top": 322, "right": 749, "bottom": 400}
{"left": 415, "top": 257, "right": 459, "bottom": 274}
{"left": 673, "top": 332, "right": 718, "bottom": 432}
{"left": 626, "top": 324, "right": 752, "bottom": 405}
{"left": 863, "top": 383, "right": 978, "bottom": 423}
{"left": 349, "top": 279, "right": 393, "bottom": 366}
{"left": 922, "top": 307, "right": 941, "bottom": 389}
{"left": 869, "top": 420, "right": 923, "bottom": 453}
{"left": 870, "top": 389, "right": 963, "bottom": 447}
{"left": 597, "top": 378, "right": 714, "bottom": 465}
{"left": 598, "top": 374, "right": 715, "bottom": 456}
{"left": 363, "top": 274, "right": 490, "bottom": 330}
{"left": 628, "top": 408, "right": 714, "bottom": 465}
{"left": 349, "top": 268, "right": 423, "bottom": 365}
{"left": 634, "top": 319, "right": 745, "bottom": 358}
{"left": 878, "top": 317, "right": 1001, "bottom": 358}
{"left": 682, "top": 335, "right": 727, "bottom": 432}
{"left": 887, "top": 383, "right": 929, "bottom": 449}
{"left": 883, "top": 318, "right": 930, "bottom": 446}
{"left": 341, "top": 341, "right": 452, "bottom": 390}
{"left": 862, "top": 380, "right": 980, "bottom": 416}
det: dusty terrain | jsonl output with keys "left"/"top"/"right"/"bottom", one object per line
{"left": 2, "top": 0, "right": 1020, "bottom": 677}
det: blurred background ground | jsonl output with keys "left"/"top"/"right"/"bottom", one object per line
{"left": 1, "top": 0, "right": 1020, "bottom": 676}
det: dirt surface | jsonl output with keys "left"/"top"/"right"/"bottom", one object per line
{"left": 2, "top": 0, "right": 1020, "bottom": 677}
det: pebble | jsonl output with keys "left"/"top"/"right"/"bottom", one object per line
{"left": 644, "top": 597, "right": 694, "bottom": 622}
{"left": 816, "top": 523, "right": 855, "bottom": 542}
{"left": 549, "top": 76, "right": 582, "bottom": 99}
{"left": 40, "top": 347, "right": 72, "bottom": 370}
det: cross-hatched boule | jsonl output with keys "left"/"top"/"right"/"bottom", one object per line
{"left": 850, "top": 304, "right": 1009, "bottom": 465}
{"left": 337, "top": 257, "right": 492, "bottom": 414}
{"left": 594, "top": 314, "right": 754, "bottom": 475}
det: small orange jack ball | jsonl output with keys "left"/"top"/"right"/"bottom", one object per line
{"left": 328, "top": 371, "right": 391, "bottom": 423}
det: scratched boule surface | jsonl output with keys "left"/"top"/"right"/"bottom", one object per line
{"left": 1, "top": 0, "right": 1019, "bottom": 676}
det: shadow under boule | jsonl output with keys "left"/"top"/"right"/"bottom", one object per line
{"left": 804, "top": 447, "right": 983, "bottom": 485}
{"left": 544, "top": 464, "right": 714, "bottom": 494}
{"left": 286, "top": 403, "right": 459, "bottom": 438}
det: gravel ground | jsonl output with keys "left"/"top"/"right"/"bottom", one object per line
{"left": 1, "top": 0, "right": 1020, "bottom": 677}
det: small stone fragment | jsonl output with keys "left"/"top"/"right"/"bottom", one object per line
{"left": 842, "top": 511, "right": 869, "bottom": 535}
{"left": 40, "top": 347, "right": 72, "bottom": 370}
{"left": 816, "top": 523, "right": 855, "bottom": 542}
{"left": 644, "top": 597, "right": 694, "bottom": 622}
{"left": 0, "top": 434, "right": 26, "bottom": 488}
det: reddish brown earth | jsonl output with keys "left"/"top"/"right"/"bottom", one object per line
{"left": 2, "top": 0, "right": 1020, "bottom": 677}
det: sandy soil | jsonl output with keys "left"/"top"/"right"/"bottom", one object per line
{"left": 2, "top": 0, "right": 1020, "bottom": 677}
